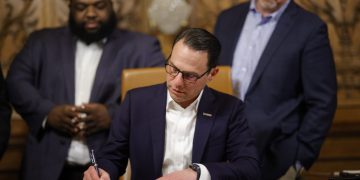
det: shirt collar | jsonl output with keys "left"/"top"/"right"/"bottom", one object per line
{"left": 166, "top": 89, "right": 204, "bottom": 112}
{"left": 77, "top": 38, "right": 107, "bottom": 47}
{"left": 250, "top": 0, "right": 291, "bottom": 22}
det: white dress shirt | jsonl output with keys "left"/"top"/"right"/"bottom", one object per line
{"left": 162, "top": 90, "right": 211, "bottom": 180}
{"left": 66, "top": 40, "right": 103, "bottom": 165}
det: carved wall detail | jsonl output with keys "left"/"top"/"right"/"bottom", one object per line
{"left": 0, "top": 0, "right": 36, "bottom": 73}
{"left": 298, "top": 0, "right": 360, "bottom": 106}
{"left": 0, "top": 0, "right": 359, "bottom": 105}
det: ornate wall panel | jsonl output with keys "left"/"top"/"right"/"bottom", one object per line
{"left": 297, "top": 0, "right": 360, "bottom": 106}
{"left": 0, "top": 0, "right": 360, "bottom": 179}
{"left": 1, "top": 0, "right": 359, "bottom": 106}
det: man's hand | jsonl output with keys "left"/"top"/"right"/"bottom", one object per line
{"left": 76, "top": 103, "right": 111, "bottom": 136}
{"left": 157, "top": 168, "right": 197, "bottom": 180}
{"left": 47, "top": 105, "right": 79, "bottom": 135}
{"left": 83, "top": 166, "right": 110, "bottom": 180}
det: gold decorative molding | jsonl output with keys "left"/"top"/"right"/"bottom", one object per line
{"left": 297, "top": 0, "right": 360, "bottom": 106}
{"left": 1, "top": 0, "right": 359, "bottom": 105}
{"left": 188, "top": 0, "right": 245, "bottom": 32}
{"left": 0, "top": 0, "right": 36, "bottom": 74}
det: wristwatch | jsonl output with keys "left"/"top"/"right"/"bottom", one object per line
{"left": 189, "top": 163, "right": 201, "bottom": 180}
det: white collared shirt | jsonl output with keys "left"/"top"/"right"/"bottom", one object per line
{"left": 66, "top": 40, "right": 103, "bottom": 165}
{"left": 162, "top": 90, "right": 210, "bottom": 180}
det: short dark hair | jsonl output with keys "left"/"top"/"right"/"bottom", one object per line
{"left": 171, "top": 28, "right": 221, "bottom": 69}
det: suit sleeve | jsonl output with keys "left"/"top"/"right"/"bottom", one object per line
{"left": 214, "top": 11, "right": 225, "bottom": 37}
{"left": 297, "top": 21, "right": 337, "bottom": 169}
{"left": 134, "top": 35, "right": 165, "bottom": 67}
{"left": 203, "top": 101, "right": 261, "bottom": 180}
{"left": 98, "top": 92, "right": 132, "bottom": 179}
{"left": 0, "top": 66, "right": 11, "bottom": 158}
{"left": 116, "top": 34, "right": 165, "bottom": 101}
{"left": 6, "top": 32, "right": 56, "bottom": 137}
{"left": 145, "top": 37, "right": 165, "bottom": 66}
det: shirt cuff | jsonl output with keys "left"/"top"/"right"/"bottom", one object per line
{"left": 295, "top": 160, "right": 305, "bottom": 176}
{"left": 196, "top": 163, "right": 211, "bottom": 180}
{"left": 42, "top": 117, "right": 48, "bottom": 129}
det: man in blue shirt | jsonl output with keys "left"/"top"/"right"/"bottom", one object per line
{"left": 215, "top": 0, "right": 337, "bottom": 179}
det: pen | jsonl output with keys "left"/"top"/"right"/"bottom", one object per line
{"left": 90, "top": 149, "right": 100, "bottom": 177}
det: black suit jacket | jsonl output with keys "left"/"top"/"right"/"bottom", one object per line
{"left": 215, "top": 1, "right": 337, "bottom": 179}
{"left": 98, "top": 84, "right": 261, "bottom": 180}
{"left": 6, "top": 27, "right": 164, "bottom": 180}
{"left": 0, "top": 65, "right": 11, "bottom": 159}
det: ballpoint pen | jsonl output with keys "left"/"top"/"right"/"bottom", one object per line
{"left": 90, "top": 149, "right": 101, "bottom": 177}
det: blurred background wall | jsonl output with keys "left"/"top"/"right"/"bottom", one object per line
{"left": 0, "top": 0, "right": 359, "bottom": 179}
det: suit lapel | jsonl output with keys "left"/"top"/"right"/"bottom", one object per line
{"left": 227, "top": 4, "right": 250, "bottom": 66}
{"left": 192, "top": 87, "right": 217, "bottom": 163}
{"left": 90, "top": 31, "right": 125, "bottom": 101}
{"left": 149, "top": 84, "right": 167, "bottom": 176}
{"left": 60, "top": 28, "right": 76, "bottom": 103}
{"left": 246, "top": 1, "right": 299, "bottom": 96}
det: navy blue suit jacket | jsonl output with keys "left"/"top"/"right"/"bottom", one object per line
{"left": 215, "top": 1, "right": 337, "bottom": 179}
{"left": 6, "top": 27, "right": 164, "bottom": 180}
{"left": 98, "top": 84, "right": 260, "bottom": 180}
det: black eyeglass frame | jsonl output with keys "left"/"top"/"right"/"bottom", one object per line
{"left": 164, "top": 63, "right": 211, "bottom": 83}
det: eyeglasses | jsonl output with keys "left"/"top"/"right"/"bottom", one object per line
{"left": 165, "top": 63, "right": 210, "bottom": 83}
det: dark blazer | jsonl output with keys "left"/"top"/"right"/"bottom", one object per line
{"left": 6, "top": 27, "right": 164, "bottom": 180}
{"left": 214, "top": 1, "right": 337, "bottom": 179}
{"left": 98, "top": 84, "right": 260, "bottom": 180}
{"left": 0, "top": 65, "right": 11, "bottom": 159}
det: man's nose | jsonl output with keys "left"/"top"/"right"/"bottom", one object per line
{"left": 85, "top": 6, "right": 97, "bottom": 18}
{"left": 173, "top": 72, "right": 185, "bottom": 86}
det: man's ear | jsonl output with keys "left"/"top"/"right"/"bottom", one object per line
{"left": 207, "top": 67, "right": 219, "bottom": 82}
